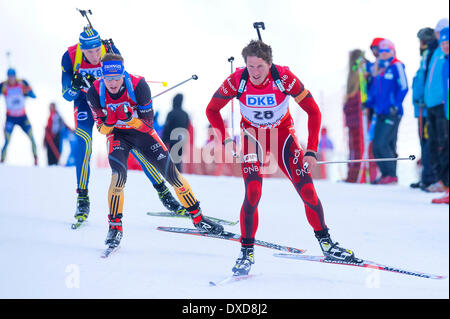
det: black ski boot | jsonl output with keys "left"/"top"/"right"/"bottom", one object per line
{"left": 315, "top": 230, "right": 362, "bottom": 263}
{"left": 105, "top": 214, "right": 123, "bottom": 248}
{"left": 154, "top": 183, "right": 187, "bottom": 215}
{"left": 74, "top": 189, "right": 90, "bottom": 221}
{"left": 188, "top": 203, "right": 224, "bottom": 235}
{"left": 232, "top": 246, "right": 255, "bottom": 276}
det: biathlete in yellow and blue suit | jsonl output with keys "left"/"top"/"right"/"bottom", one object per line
{"left": 61, "top": 27, "right": 185, "bottom": 225}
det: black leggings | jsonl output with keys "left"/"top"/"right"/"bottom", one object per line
{"left": 106, "top": 129, "right": 198, "bottom": 218}
{"left": 427, "top": 104, "right": 449, "bottom": 186}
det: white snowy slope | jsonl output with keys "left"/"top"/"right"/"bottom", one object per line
{"left": 0, "top": 165, "right": 448, "bottom": 299}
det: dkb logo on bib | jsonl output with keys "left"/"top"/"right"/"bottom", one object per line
{"left": 246, "top": 94, "right": 277, "bottom": 107}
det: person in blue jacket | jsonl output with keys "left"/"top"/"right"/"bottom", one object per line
{"left": 366, "top": 39, "right": 408, "bottom": 184}
{"left": 424, "top": 18, "right": 449, "bottom": 193}
{"left": 0, "top": 68, "right": 38, "bottom": 165}
{"left": 442, "top": 27, "right": 449, "bottom": 121}
{"left": 431, "top": 26, "right": 449, "bottom": 205}
{"left": 62, "top": 27, "right": 186, "bottom": 226}
{"left": 410, "top": 27, "right": 439, "bottom": 190}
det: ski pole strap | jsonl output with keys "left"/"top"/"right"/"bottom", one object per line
{"left": 304, "top": 151, "right": 317, "bottom": 159}
{"left": 223, "top": 137, "right": 234, "bottom": 145}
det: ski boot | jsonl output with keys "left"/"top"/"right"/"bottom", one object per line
{"left": 188, "top": 203, "right": 224, "bottom": 235}
{"left": 105, "top": 214, "right": 123, "bottom": 248}
{"left": 232, "top": 246, "right": 255, "bottom": 276}
{"left": 73, "top": 189, "right": 90, "bottom": 228}
{"left": 155, "top": 182, "right": 188, "bottom": 216}
{"left": 315, "top": 230, "right": 362, "bottom": 263}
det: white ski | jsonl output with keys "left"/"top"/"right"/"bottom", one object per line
{"left": 101, "top": 246, "right": 120, "bottom": 258}
{"left": 273, "top": 253, "right": 447, "bottom": 280}
{"left": 209, "top": 274, "right": 258, "bottom": 286}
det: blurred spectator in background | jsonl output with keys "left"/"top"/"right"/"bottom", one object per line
{"left": 363, "top": 38, "right": 385, "bottom": 183}
{"left": 44, "top": 102, "right": 68, "bottom": 165}
{"left": 424, "top": 18, "right": 449, "bottom": 193}
{"left": 411, "top": 27, "right": 439, "bottom": 190}
{"left": 432, "top": 26, "right": 449, "bottom": 204}
{"left": 318, "top": 127, "right": 334, "bottom": 179}
{"left": 367, "top": 39, "right": 408, "bottom": 185}
{"left": 153, "top": 110, "right": 164, "bottom": 136}
{"left": 162, "top": 93, "right": 190, "bottom": 172}
{"left": 0, "top": 68, "right": 38, "bottom": 165}
{"left": 343, "top": 49, "right": 366, "bottom": 183}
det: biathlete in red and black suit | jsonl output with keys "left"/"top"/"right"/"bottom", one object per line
{"left": 86, "top": 53, "right": 223, "bottom": 248}
{"left": 206, "top": 40, "right": 360, "bottom": 275}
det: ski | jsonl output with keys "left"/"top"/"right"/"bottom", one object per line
{"left": 101, "top": 246, "right": 120, "bottom": 258}
{"left": 157, "top": 226, "right": 306, "bottom": 254}
{"left": 71, "top": 218, "right": 87, "bottom": 229}
{"left": 147, "top": 211, "right": 239, "bottom": 226}
{"left": 273, "top": 253, "right": 447, "bottom": 280}
{"left": 209, "top": 274, "right": 257, "bottom": 286}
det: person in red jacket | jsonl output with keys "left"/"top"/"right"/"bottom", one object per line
{"left": 206, "top": 40, "right": 360, "bottom": 276}
{"left": 86, "top": 53, "right": 223, "bottom": 249}
{"left": 44, "top": 102, "right": 68, "bottom": 165}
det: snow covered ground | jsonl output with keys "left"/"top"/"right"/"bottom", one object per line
{"left": 0, "top": 164, "right": 448, "bottom": 299}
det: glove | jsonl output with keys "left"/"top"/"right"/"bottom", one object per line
{"left": 84, "top": 74, "right": 96, "bottom": 87}
{"left": 104, "top": 108, "right": 118, "bottom": 126}
{"left": 389, "top": 106, "right": 398, "bottom": 116}
{"left": 71, "top": 73, "right": 84, "bottom": 91}
{"left": 223, "top": 137, "right": 239, "bottom": 158}
{"left": 116, "top": 105, "right": 133, "bottom": 122}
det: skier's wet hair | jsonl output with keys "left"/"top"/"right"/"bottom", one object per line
{"left": 242, "top": 40, "right": 273, "bottom": 65}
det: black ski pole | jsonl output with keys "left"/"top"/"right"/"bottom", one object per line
{"left": 151, "top": 75, "right": 198, "bottom": 100}
{"left": 253, "top": 22, "right": 265, "bottom": 41}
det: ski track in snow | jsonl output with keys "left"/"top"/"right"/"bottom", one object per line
{"left": 0, "top": 165, "right": 448, "bottom": 299}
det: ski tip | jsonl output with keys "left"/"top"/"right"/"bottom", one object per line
{"left": 209, "top": 281, "right": 217, "bottom": 286}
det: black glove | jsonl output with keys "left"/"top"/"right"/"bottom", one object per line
{"left": 389, "top": 106, "right": 399, "bottom": 116}
{"left": 85, "top": 74, "right": 96, "bottom": 87}
{"left": 71, "top": 73, "right": 84, "bottom": 91}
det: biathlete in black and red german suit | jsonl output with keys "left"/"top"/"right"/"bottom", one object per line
{"left": 206, "top": 40, "right": 360, "bottom": 275}
{"left": 87, "top": 53, "right": 223, "bottom": 248}
{"left": 62, "top": 27, "right": 186, "bottom": 227}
